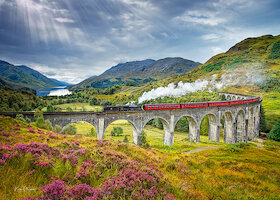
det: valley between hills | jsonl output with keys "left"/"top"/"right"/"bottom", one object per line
{"left": 0, "top": 34, "right": 280, "bottom": 199}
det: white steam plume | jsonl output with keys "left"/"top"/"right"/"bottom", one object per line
{"left": 138, "top": 79, "right": 208, "bottom": 103}
{"left": 138, "top": 70, "right": 266, "bottom": 104}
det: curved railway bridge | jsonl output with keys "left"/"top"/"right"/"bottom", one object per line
{"left": 0, "top": 93, "right": 261, "bottom": 146}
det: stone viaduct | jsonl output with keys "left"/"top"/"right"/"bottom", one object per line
{"left": 0, "top": 93, "right": 261, "bottom": 146}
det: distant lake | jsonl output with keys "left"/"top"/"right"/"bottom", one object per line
{"left": 37, "top": 86, "right": 72, "bottom": 96}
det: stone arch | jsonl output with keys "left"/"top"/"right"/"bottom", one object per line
{"left": 104, "top": 118, "right": 138, "bottom": 143}
{"left": 232, "top": 96, "right": 236, "bottom": 100}
{"left": 236, "top": 110, "right": 246, "bottom": 142}
{"left": 248, "top": 107, "right": 254, "bottom": 140}
{"left": 43, "top": 113, "right": 99, "bottom": 133}
{"left": 222, "top": 111, "right": 235, "bottom": 143}
{"left": 237, "top": 96, "right": 241, "bottom": 100}
{"left": 142, "top": 116, "right": 172, "bottom": 145}
{"left": 174, "top": 115, "right": 199, "bottom": 142}
{"left": 226, "top": 95, "right": 231, "bottom": 100}
{"left": 199, "top": 113, "right": 219, "bottom": 142}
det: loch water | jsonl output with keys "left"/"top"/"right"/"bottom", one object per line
{"left": 36, "top": 86, "right": 72, "bottom": 96}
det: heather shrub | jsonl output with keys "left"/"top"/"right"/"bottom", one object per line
{"left": 101, "top": 160, "right": 174, "bottom": 200}
{"left": 267, "top": 120, "right": 280, "bottom": 141}
{"left": 40, "top": 180, "right": 67, "bottom": 199}
{"left": 61, "top": 124, "right": 77, "bottom": 135}
{"left": 66, "top": 183, "right": 103, "bottom": 199}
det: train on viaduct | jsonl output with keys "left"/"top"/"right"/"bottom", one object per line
{"left": 0, "top": 92, "right": 261, "bottom": 146}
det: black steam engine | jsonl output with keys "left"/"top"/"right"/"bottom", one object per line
{"left": 103, "top": 105, "right": 142, "bottom": 112}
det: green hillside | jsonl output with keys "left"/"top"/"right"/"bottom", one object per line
{"left": 0, "top": 60, "right": 59, "bottom": 89}
{"left": 0, "top": 87, "right": 45, "bottom": 111}
{"left": 126, "top": 34, "right": 280, "bottom": 130}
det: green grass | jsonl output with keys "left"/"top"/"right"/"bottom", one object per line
{"left": 42, "top": 103, "right": 103, "bottom": 112}
{"left": 73, "top": 121, "right": 96, "bottom": 135}
{"left": 103, "top": 120, "right": 226, "bottom": 153}
{"left": 0, "top": 116, "right": 280, "bottom": 199}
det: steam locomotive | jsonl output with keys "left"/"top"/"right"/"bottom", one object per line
{"left": 103, "top": 97, "right": 261, "bottom": 112}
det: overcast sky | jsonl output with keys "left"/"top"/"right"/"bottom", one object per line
{"left": 0, "top": 0, "right": 280, "bottom": 84}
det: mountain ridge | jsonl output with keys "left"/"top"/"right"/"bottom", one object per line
{"left": 0, "top": 59, "right": 69, "bottom": 90}
{"left": 70, "top": 57, "right": 202, "bottom": 89}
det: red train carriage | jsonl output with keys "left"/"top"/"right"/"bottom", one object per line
{"left": 251, "top": 97, "right": 260, "bottom": 102}
{"left": 103, "top": 96, "right": 260, "bottom": 112}
{"left": 180, "top": 102, "right": 208, "bottom": 109}
{"left": 143, "top": 104, "right": 180, "bottom": 110}
{"left": 229, "top": 100, "right": 244, "bottom": 105}
{"left": 244, "top": 97, "right": 260, "bottom": 103}
{"left": 208, "top": 101, "right": 230, "bottom": 107}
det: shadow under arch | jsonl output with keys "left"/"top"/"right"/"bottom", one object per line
{"left": 221, "top": 111, "right": 235, "bottom": 143}
{"left": 142, "top": 116, "right": 172, "bottom": 145}
{"left": 236, "top": 110, "right": 246, "bottom": 142}
{"left": 174, "top": 115, "right": 199, "bottom": 142}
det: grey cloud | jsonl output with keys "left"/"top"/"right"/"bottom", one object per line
{"left": 0, "top": 0, "right": 280, "bottom": 83}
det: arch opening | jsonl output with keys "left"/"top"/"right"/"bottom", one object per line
{"left": 61, "top": 121, "right": 97, "bottom": 137}
{"left": 142, "top": 117, "right": 171, "bottom": 146}
{"left": 174, "top": 116, "right": 190, "bottom": 143}
{"left": 104, "top": 119, "right": 136, "bottom": 143}
{"left": 174, "top": 116, "right": 198, "bottom": 142}
{"left": 200, "top": 114, "right": 219, "bottom": 142}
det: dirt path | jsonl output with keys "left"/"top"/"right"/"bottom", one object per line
{"left": 183, "top": 147, "right": 219, "bottom": 154}
{"left": 257, "top": 138, "right": 264, "bottom": 149}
